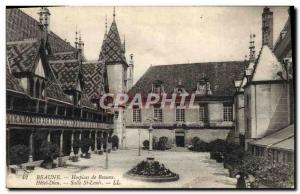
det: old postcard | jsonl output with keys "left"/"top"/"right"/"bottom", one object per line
{"left": 6, "top": 6, "right": 295, "bottom": 189}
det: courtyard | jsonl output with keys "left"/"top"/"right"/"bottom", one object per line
{"left": 7, "top": 149, "right": 236, "bottom": 188}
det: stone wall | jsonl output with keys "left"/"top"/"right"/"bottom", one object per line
{"left": 124, "top": 127, "right": 231, "bottom": 149}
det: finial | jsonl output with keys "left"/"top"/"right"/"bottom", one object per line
{"left": 113, "top": 7, "right": 116, "bottom": 20}
{"left": 75, "top": 25, "right": 78, "bottom": 49}
{"left": 105, "top": 15, "right": 108, "bottom": 35}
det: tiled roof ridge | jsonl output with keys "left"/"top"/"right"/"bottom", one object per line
{"left": 149, "top": 60, "right": 246, "bottom": 68}
{"left": 6, "top": 39, "right": 39, "bottom": 45}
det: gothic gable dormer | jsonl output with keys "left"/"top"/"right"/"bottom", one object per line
{"left": 35, "top": 58, "right": 46, "bottom": 78}
{"left": 174, "top": 79, "right": 187, "bottom": 94}
{"left": 195, "top": 77, "right": 212, "bottom": 95}
{"left": 152, "top": 80, "right": 164, "bottom": 94}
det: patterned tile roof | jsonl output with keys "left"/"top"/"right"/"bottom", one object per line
{"left": 6, "top": 39, "right": 40, "bottom": 73}
{"left": 6, "top": 60, "right": 25, "bottom": 93}
{"left": 99, "top": 20, "right": 127, "bottom": 65}
{"left": 49, "top": 59, "right": 81, "bottom": 91}
{"left": 6, "top": 8, "right": 76, "bottom": 53}
{"left": 81, "top": 93, "right": 96, "bottom": 109}
{"left": 50, "top": 51, "right": 78, "bottom": 61}
{"left": 82, "top": 61, "right": 106, "bottom": 100}
{"left": 128, "top": 61, "right": 246, "bottom": 97}
{"left": 45, "top": 69, "right": 73, "bottom": 103}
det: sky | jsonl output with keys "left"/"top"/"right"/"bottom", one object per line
{"left": 22, "top": 6, "right": 289, "bottom": 83}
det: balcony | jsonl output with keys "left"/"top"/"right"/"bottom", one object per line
{"left": 6, "top": 111, "right": 114, "bottom": 130}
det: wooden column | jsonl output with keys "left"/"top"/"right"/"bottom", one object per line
{"left": 58, "top": 130, "right": 64, "bottom": 167}
{"left": 88, "top": 130, "right": 92, "bottom": 152}
{"left": 100, "top": 131, "right": 104, "bottom": 151}
{"left": 28, "top": 130, "right": 34, "bottom": 163}
{"left": 78, "top": 130, "right": 82, "bottom": 156}
{"left": 94, "top": 130, "right": 98, "bottom": 153}
{"left": 47, "top": 130, "right": 51, "bottom": 142}
{"left": 69, "top": 130, "right": 75, "bottom": 158}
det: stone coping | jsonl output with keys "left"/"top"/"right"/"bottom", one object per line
{"left": 124, "top": 172, "right": 179, "bottom": 182}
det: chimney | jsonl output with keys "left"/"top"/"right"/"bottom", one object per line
{"left": 262, "top": 6, "right": 273, "bottom": 49}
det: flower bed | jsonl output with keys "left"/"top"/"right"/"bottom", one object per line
{"left": 124, "top": 158, "right": 179, "bottom": 182}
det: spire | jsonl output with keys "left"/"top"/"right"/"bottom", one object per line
{"left": 75, "top": 25, "right": 78, "bottom": 49}
{"left": 262, "top": 6, "right": 273, "bottom": 49}
{"left": 113, "top": 7, "right": 116, "bottom": 21}
{"left": 249, "top": 33, "right": 256, "bottom": 62}
{"left": 98, "top": 10, "right": 127, "bottom": 65}
{"left": 105, "top": 15, "right": 108, "bottom": 36}
{"left": 123, "top": 35, "right": 126, "bottom": 53}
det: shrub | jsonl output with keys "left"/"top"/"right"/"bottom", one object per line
{"left": 193, "top": 140, "right": 209, "bottom": 152}
{"left": 40, "top": 141, "right": 59, "bottom": 168}
{"left": 238, "top": 153, "right": 294, "bottom": 188}
{"left": 81, "top": 138, "right": 92, "bottom": 155}
{"left": 9, "top": 145, "right": 30, "bottom": 165}
{"left": 111, "top": 135, "right": 119, "bottom": 149}
{"left": 96, "top": 137, "right": 104, "bottom": 150}
{"left": 223, "top": 143, "right": 245, "bottom": 167}
{"left": 143, "top": 140, "right": 149, "bottom": 149}
{"left": 191, "top": 137, "right": 200, "bottom": 146}
{"left": 73, "top": 139, "right": 81, "bottom": 154}
{"left": 152, "top": 137, "right": 159, "bottom": 150}
{"left": 208, "top": 139, "right": 227, "bottom": 153}
{"left": 157, "top": 136, "right": 168, "bottom": 150}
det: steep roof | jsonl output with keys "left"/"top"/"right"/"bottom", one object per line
{"left": 249, "top": 124, "right": 294, "bottom": 151}
{"left": 129, "top": 61, "right": 246, "bottom": 97}
{"left": 99, "top": 20, "right": 127, "bottom": 65}
{"left": 6, "top": 60, "right": 26, "bottom": 94}
{"left": 273, "top": 16, "right": 292, "bottom": 62}
{"left": 251, "top": 45, "right": 284, "bottom": 82}
{"left": 49, "top": 59, "right": 81, "bottom": 91}
{"left": 6, "top": 8, "right": 76, "bottom": 53}
{"left": 82, "top": 61, "right": 107, "bottom": 100}
{"left": 6, "top": 39, "right": 41, "bottom": 73}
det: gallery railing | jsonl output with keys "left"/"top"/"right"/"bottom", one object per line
{"left": 6, "top": 111, "right": 113, "bottom": 130}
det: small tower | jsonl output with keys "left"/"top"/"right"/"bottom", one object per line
{"left": 249, "top": 34, "right": 256, "bottom": 62}
{"left": 127, "top": 54, "right": 134, "bottom": 90}
{"left": 38, "top": 7, "right": 51, "bottom": 31}
{"left": 38, "top": 7, "right": 51, "bottom": 46}
{"left": 262, "top": 6, "right": 273, "bottom": 49}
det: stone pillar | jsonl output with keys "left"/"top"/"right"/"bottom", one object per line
{"left": 47, "top": 130, "right": 51, "bottom": 142}
{"left": 69, "top": 130, "right": 75, "bottom": 158}
{"left": 58, "top": 130, "right": 64, "bottom": 167}
{"left": 172, "top": 129, "right": 176, "bottom": 147}
{"left": 78, "top": 130, "right": 82, "bottom": 156}
{"left": 28, "top": 130, "right": 34, "bottom": 163}
{"left": 149, "top": 130, "right": 153, "bottom": 151}
{"left": 94, "top": 131, "right": 98, "bottom": 153}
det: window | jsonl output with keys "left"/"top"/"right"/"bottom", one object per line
{"left": 133, "top": 109, "right": 141, "bottom": 122}
{"left": 199, "top": 103, "right": 208, "bottom": 122}
{"left": 154, "top": 107, "right": 163, "bottom": 122}
{"left": 114, "top": 111, "right": 119, "bottom": 120}
{"left": 176, "top": 108, "right": 185, "bottom": 122}
{"left": 223, "top": 103, "right": 233, "bottom": 121}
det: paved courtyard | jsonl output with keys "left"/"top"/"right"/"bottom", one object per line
{"left": 7, "top": 149, "right": 236, "bottom": 188}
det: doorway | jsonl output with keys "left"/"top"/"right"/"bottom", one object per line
{"left": 175, "top": 133, "right": 185, "bottom": 147}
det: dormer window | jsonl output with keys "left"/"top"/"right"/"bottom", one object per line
{"left": 196, "top": 77, "right": 212, "bottom": 95}
{"left": 174, "top": 79, "right": 187, "bottom": 94}
{"left": 152, "top": 80, "right": 164, "bottom": 94}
